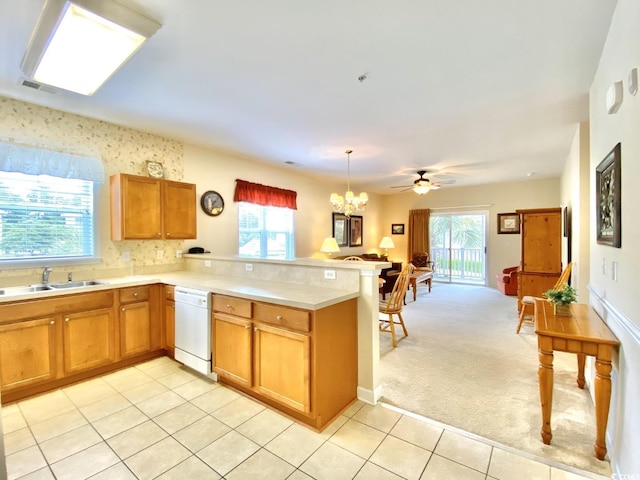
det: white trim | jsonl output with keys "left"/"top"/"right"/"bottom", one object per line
{"left": 357, "top": 385, "right": 383, "bottom": 405}
{"left": 587, "top": 285, "right": 640, "bottom": 346}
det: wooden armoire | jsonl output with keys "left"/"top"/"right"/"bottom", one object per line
{"left": 516, "top": 208, "right": 562, "bottom": 311}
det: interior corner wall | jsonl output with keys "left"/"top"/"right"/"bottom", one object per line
{"left": 379, "top": 177, "right": 560, "bottom": 289}
{"left": 589, "top": 0, "right": 640, "bottom": 474}
{"left": 560, "top": 121, "right": 590, "bottom": 303}
{"left": 182, "top": 143, "right": 384, "bottom": 259}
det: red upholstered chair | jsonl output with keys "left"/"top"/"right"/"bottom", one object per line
{"left": 496, "top": 266, "right": 518, "bottom": 295}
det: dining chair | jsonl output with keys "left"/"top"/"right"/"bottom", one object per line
{"left": 379, "top": 263, "right": 415, "bottom": 347}
{"left": 343, "top": 256, "right": 364, "bottom": 261}
{"left": 516, "top": 262, "right": 573, "bottom": 333}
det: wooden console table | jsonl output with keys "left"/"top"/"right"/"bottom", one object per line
{"left": 534, "top": 299, "right": 619, "bottom": 460}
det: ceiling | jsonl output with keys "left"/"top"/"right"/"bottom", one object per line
{"left": 0, "top": 0, "right": 617, "bottom": 194}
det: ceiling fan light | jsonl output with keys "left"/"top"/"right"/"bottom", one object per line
{"left": 413, "top": 183, "right": 430, "bottom": 195}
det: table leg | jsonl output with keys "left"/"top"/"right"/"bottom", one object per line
{"left": 594, "top": 351, "right": 613, "bottom": 460}
{"left": 427, "top": 278, "right": 432, "bottom": 292}
{"left": 412, "top": 279, "right": 417, "bottom": 301}
{"left": 538, "top": 341, "right": 554, "bottom": 445}
{"left": 577, "top": 353, "right": 586, "bottom": 389}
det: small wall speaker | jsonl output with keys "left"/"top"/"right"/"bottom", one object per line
{"left": 606, "top": 81, "right": 623, "bottom": 114}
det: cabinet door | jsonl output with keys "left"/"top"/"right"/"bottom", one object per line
{"left": 165, "top": 300, "right": 175, "bottom": 357}
{"left": 522, "top": 212, "right": 561, "bottom": 273}
{"left": 213, "top": 314, "right": 252, "bottom": 387}
{"left": 163, "top": 180, "right": 196, "bottom": 239}
{"left": 120, "top": 302, "right": 151, "bottom": 358}
{"left": 0, "top": 317, "right": 57, "bottom": 391}
{"left": 114, "top": 174, "right": 163, "bottom": 240}
{"left": 63, "top": 308, "right": 115, "bottom": 375}
{"left": 253, "top": 323, "right": 310, "bottom": 413}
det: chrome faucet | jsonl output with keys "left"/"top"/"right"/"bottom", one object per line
{"left": 42, "top": 267, "right": 52, "bottom": 284}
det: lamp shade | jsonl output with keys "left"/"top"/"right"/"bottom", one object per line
{"left": 379, "top": 236, "right": 395, "bottom": 249}
{"left": 320, "top": 237, "right": 340, "bottom": 256}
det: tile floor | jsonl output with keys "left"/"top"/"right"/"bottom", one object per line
{"left": 2, "top": 357, "right": 609, "bottom": 480}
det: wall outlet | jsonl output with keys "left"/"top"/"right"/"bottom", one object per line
{"left": 121, "top": 251, "right": 130, "bottom": 262}
{"left": 204, "top": 260, "right": 212, "bottom": 267}
{"left": 245, "top": 263, "right": 253, "bottom": 271}
{"left": 156, "top": 250, "right": 164, "bottom": 260}
{"left": 324, "top": 269, "right": 336, "bottom": 280}
{"left": 176, "top": 249, "right": 183, "bottom": 258}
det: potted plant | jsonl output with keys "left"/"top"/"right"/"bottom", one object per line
{"left": 544, "top": 284, "right": 577, "bottom": 316}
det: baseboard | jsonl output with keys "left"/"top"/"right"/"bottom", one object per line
{"left": 357, "top": 384, "right": 383, "bottom": 405}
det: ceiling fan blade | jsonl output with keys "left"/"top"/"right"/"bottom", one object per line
{"left": 390, "top": 184, "right": 413, "bottom": 189}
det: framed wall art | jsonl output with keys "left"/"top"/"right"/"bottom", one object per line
{"left": 391, "top": 223, "right": 405, "bottom": 235}
{"left": 596, "top": 143, "right": 621, "bottom": 248}
{"left": 349, "top": 215, "right": 363, "bottom": 247}
{"left": 497, "top": 213, "right": 520, "bottom": 234}
{"left": 332, "top": 212, "right": 349, "bottom": 247}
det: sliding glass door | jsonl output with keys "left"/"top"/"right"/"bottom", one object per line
{"left": 429, "top": 212, "right": 487, "bottom": 285}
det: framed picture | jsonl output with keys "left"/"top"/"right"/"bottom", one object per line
{"left": 332, "top": 213, "right": 349, "bottom": 247}
{"left": 497, "top": 213, "right": 520, "bottom": 234}
{"left": 391, "top": 223, "right": 405, "bottom": 235}
{"left": 349, "top": 215, "right": 363, "bottom": 247}
{"left": 596, "top": 143, "right": 621, "bottom": 247}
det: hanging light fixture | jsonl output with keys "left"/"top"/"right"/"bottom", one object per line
{"left": 330, "top": 149, "right": 368, "bottom": 217}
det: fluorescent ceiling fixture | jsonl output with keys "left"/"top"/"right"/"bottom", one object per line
{"left": 21, "top": 0, "right": 160, "bottom": 95}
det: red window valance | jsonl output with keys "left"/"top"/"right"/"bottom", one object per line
{"left": 234, "top": 179, "right": 298, "bottom": 210}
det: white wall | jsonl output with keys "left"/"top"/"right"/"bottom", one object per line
{"left": 380, "top": 177, "right": 561, "bottom": 288}
{"left": 588, "top": 0, "right": 640, "bottom": 474}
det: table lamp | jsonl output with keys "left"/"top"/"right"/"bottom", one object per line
{"left": 320, "top": 237, "right": 340, "bottom": 258}
{"left": 379, "top": 236, "right": 395, "bottom": 260}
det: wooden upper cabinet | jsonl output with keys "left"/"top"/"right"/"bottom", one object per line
{"left": 163, "top": 180, "right": 196, "bottom": 239}
{"left": 110, "top": 173, "right": 196, "bottom": 240}
{"left": 518, "top": 208, "right": 562, "bottom": 273}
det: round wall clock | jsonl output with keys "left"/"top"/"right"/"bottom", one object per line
{"left": 146, "top": 161, "right": 164, "bottom": 179}
{"left": 200, "top": 191, "right": 224, "bottom": 216}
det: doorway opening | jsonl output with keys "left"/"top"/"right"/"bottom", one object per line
{"left": 429, "top": 212, "right": 487, "bottom": 285}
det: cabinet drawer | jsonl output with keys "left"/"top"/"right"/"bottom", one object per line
{"left": 213, "top": 295, "right": 252, "bottom": 318}
{"left": 254, "top": 303, "right": 310, "bottom": 333}
{"left": 164, "top": 285, "right": 175, "bottom": 301}
{"left": 119, "top": 286, "right": 150, "bottom": 304}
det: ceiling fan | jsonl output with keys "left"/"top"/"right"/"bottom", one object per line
{"left": 390, "top": 170, "right": 455, "bottom": 194}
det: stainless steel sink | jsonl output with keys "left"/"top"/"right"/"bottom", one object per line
{"left": 47, "top": 280, "right": 108, "bottom": 289}
{"left": 0, "top": 280, "right": 108, "bottom": 296}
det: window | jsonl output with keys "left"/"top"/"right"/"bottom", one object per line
{"left": 238, "top": 203, "right": 294, "bottom": 259}
{"left": 0, "top": 171, "right": 98, "bottom": 264}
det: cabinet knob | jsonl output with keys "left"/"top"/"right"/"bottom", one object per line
{"left": 50, "top": 320, "right": 55, "bottom": 325}
{"left": 64, "top": 317, "right": 69, "bottom": 322}
{"left": 157, "top": 232, "right": 161, "bottom": 237}
{"left": 254, "top": 327, "right": 259, "bottom": 332}
{"left": 245, "top": 325, "right": 251, "bottom": 329}
{"left": 134, "top": 292, "right": 138, "bottom": 297}
{"left": 276, "top": 315, "right": 283, "bottom": 320}
{"left": 226, "top": 304, "right": 232, "bottom": 309}
{"left": 121, "top": 307, "right": 125, "bottom": 311}
{"left": 166, "top": 233, "right": 170, "bottom": 237}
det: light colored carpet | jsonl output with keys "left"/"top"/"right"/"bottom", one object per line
{"left": 378, "top": 283, "right": 611, "bottom": 476}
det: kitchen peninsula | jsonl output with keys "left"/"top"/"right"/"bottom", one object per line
{"left": 0, "top": 255, "right": 389, "bottom": 430}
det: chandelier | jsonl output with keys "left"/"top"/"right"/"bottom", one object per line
{"left": 330, "top": 149, "right": 368, "bottom": 217}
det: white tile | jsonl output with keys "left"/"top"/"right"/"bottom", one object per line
{"left": 6, "top": 445, "right": 48, "bottom": 479}
{"left": 173, "top": 415, "right": 231, "bottom": 453}
{"left": 197, "top": 430, "right": 260, "bottom": 476}
{"left": 79, "top": 393, "right": 132, "bottom": 422}
{"left": 39, "top": 424, "right": 102, "bottom": 464}
{"left": 343, "top": 400, "right": 366, "bottom": 417}
{"left": 421, "top": 454, "right": 485, "bottom": 480}
{"left": 156, "top": 455, "right": 221, "bottom": 480}
{"left": 121, "top": 380, "right": 169, "bottom": 404}
{"left": 136, "top": 390, "right": 186, "bottom": 418}
{"left": 369, "top": 435, "right": 431, "bottom": 480}
{"left": 135, "top": 356, "right": 178, "bottom": 371}
{"left": 50, "top": 442, "right": 120, "bottom": 480}
{"left": 226, "top": 448, "right": 295, "bottom": 480}
{"left": 88, "top": 462, "right": 137, "bottom": 479}
{"left": 550, "top": 467, "right": 606, "bottom": 480}
{"left": 287, "top": 471, "right": 314, "bottom": 480}
{"left": 107, "top": 420, "right": 168, "bottom": 459}
{"left": 155, "top": 368, "right": 199, "bottom": 389}
{"left": 142, "top": 361, "right": 183, "bottom": 379}
{"left": 265, "top": 423, "right": 325, "bottom": 467}
{"left": 352, "top": 404, "right": 402, "bottom": 433}
{"left": 354, "top": 462, "right": 404, "bottom": 480}
{"left": 30, "top": 409, "right": 87, "bottom": 443}
{"left": 3, "top": 427, "right": 36, "bottom": 455}
{"left": 125, "top": 436, "right": 192, "bottom": 480}
{"left": 488, "top": 447, "right": 550, "bottom": 480}
{"left": 211, "top": 396, "right": 265, "bottom": 428}
{"left": 330, "top": 419, "right": 386, "bottom": 459}
{"left": 152, "top": 402, "right": 207, "bottom": 434}
{"left": 13, "top": 467, "right": 55, "bottom": 480}
{"left": 433, "top": 430, "right": 492, "bottom": 473}
{"left": 2, "top": 411, "right": 27, "bottom": 434}
{"left": 236, "top": 408, "right": 294, "bottom": 446}
{"left": 319, "top": 414, "right": 349, "bottom": 439}
{"left": 172, "top": 377, "right": 218, "bottom": 400}
{"left": 63, "top": 377, "right": 118, "bottom": 407}
{"left": 1, "top": 403, "right": 20, "bottom": 417}
{"left": 300, "top": 442, "right": 366, "bottom": 480}
{"left": 389, "top": 415, "right": 443, "bottom": 452}
{"left": 104, "top": 368, "right": 154, "bottom": 393}
{"left": 19, "top": 390, "right": 76, "bottom": 425}
{"left": 92, "top": 406, "right": 149, "bottom": 439}
{"left": 190, "top": 385, "right": 240, "bottom": 413}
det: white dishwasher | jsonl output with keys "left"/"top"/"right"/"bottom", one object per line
{"left": 174, "top": 287, "right": 214, "bottom": 377}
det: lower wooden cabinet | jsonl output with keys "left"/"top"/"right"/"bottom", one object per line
{"left": 120, "top": 301, "right": 151, "bottom": 358}
{"left": 0, "top": 317, "right": 57, "bottom": 391}
{"left": 163, "top": 285, "right": 175, "bottom": 357}
{"left": 213, "top": 294, "right": 357, "bottom": 430}
{"left": 63, "top": 308, "right": 115, "bottom": 374}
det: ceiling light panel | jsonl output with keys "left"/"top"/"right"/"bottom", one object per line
{"left": 21, "top": 0, "right": 160, "bottom": 95}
